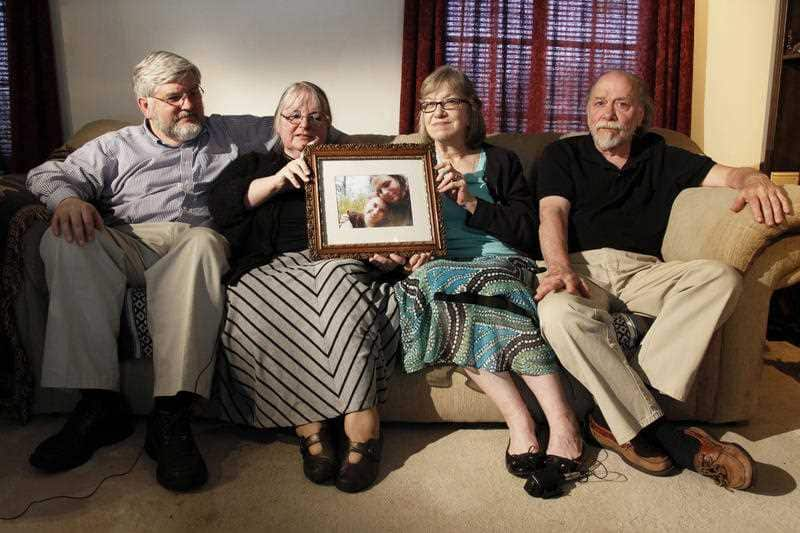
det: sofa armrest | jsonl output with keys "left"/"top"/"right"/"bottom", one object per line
{"left": 661, "top": 184, "right": 800, "bottom": 422}
{"left": 662, "top": 185, "right": 800, "bottom": 270}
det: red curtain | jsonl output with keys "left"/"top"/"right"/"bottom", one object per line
{"left": 399, "top": 0, "right": 448, "bottom": 133}
{"left": 5, "top": 0, "right": 63, "bottom": 172}
{"left": 400, "top": 0, "right": 695, "bottom": 135}
{"left": 638, "top": 0, "right": 695, "bottom": 134}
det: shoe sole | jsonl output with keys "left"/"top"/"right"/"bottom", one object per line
{"left": 719, "top": 441, "right": 756, "bottom": 490}
{"left": 600, "top": 443, "right": 680, "bottom": 477}
{"left": 587, "top": 421, "right": 678, "bottom": 477}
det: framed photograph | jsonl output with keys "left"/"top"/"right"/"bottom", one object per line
{"left": 304, "top": 143, "right": 446, "bottom": 259}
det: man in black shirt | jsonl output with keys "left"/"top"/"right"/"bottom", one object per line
{"left": 535, "top": 70, "right": 790, "bottom": 490}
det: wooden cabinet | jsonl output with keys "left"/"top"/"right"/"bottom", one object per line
{"left": 763, "top": 0, "right": 800, "bottom": 175}
{"left": 765, "top": 1, "right": 800, "bottom": 347}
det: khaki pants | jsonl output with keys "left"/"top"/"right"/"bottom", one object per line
{"left": 39, "top": 223, "right": 229, "bottom": 398}
{"left": 536, "top": 248, "right": 742, "bottom": 444}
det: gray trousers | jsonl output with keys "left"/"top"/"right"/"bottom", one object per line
{"left": 537, "top": 248, "right": 742, "bottom": 444}
{"left": 39, "top": 223, "right": 229, "bottom": 398}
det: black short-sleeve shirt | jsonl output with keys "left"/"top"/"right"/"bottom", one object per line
{"left": 536, "top": 132, "right": 716, "bottom": 258}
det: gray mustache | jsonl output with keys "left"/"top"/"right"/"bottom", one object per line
{"left": 595, "top": 121, "right": 623, "bottom": 131}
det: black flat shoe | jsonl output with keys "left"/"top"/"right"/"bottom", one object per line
{"left": 505, "top": 441, "right": 546, "bottom": 478}
{"left": 300, "top": 425, "right": 338, "bottom": 485}
{"left": 544, "top": 454, "right": 583, "bottom": 474}
{"left": 335, "top": 436, "right": 382, "bottom": 493}
{"left": 524, "top": 456, "right": 586, "bottom": 499}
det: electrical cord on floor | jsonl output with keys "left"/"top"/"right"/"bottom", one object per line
{"left": 578, "top": 450, "right": 629, "bottom": 484}
{"left": 1, "top": 331, "right": 223, "bottom": 521}
{"left": 0, "top": 447, "right": 145, "bottom": 521}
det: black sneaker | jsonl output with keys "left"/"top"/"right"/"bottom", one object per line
{"left": 30, "top": 393, "right": 134, "bottom": 472}
{"left": 145, "top": 407, "right": 208, "bottom": 492}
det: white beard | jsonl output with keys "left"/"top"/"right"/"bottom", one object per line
{"left": 151, "top": 114, "right": 204, "bottom": 143}
{"left": 170, "top": 120, "right": 203, "bottom": 142}
{"left": 590, "top": 120, "right": 635, "bottom": 151}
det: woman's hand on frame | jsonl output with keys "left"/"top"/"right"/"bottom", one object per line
{"left": 435, "top": 161, "right": 477, "bottom": 212}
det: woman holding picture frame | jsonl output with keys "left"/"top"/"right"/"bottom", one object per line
{"left": 207, "top": 82, "right": 415, "bottom": 493}
{"left": 394, "top": 65, "right": 586, "bottom": 477}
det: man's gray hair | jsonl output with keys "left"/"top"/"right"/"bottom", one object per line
{"left": 132, "top": 51, "right": 201, "bottom": 98}
{"left": 587, "top": 70, "right": 654, "bottom": 132}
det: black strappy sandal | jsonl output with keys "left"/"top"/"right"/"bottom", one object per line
{"left": 335, "top": 436, "right": 383, "bottom": 493}
{"left": 299, "top": 424, "right": 339, "bottom": 484}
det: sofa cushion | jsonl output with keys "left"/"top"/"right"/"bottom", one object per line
{"left": 49, "top": 119, "right": 136, "bottom": 161}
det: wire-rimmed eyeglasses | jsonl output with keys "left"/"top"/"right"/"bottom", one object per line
{"left": 150, "top": 86, "right": 205, "bottom": 108}
{"left": 281, "top": 111, "right": 329, "bottom": 126}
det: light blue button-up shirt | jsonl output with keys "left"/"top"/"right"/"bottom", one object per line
{"left": 27, "top": 114, "right": 277, "bottom": 227}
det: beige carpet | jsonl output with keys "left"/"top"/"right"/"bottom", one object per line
{"left": 2, "top": 342, "right": 800, "bottom": 532}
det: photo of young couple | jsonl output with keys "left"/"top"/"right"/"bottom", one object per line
{"left": 336, "top": 174, "right": 414, "bottom": 228}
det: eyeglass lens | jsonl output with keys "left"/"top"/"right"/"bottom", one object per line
{"left": 155, "top": 87, "right": 204, "bottom": 107}
{"left": 420, "top": 98, "right": 465, "bottom": 113}
{"left": 283, "top": 112, "right": 327, "bottom": 125}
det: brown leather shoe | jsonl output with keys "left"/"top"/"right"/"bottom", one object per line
{"left": 683, "top": 427, "right": 754, "bottom": 490}
{"left": 588, "top": 414, "right": 676, "bottom": 476}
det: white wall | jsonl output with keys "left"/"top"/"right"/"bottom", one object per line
{"left": 691, "top": 0, "right": 780, "bottom": 168}
{"left": 49, "top": 0, "right": 405, "bottom": 137}
{"left": 51, "top": 0, "right": 780, "bottom": 168}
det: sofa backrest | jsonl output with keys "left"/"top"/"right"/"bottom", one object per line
{"left": 486, "top": 127, "right": 702, "bottom": 176}
{"left": 53, "top": 121, "right": 703, "bottom": 175}
{"left": 49, "top": 120, "right": 136, "bottom": 161}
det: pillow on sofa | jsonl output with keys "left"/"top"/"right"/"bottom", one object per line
{"left": 48, "top": 119, "right": 137, "bottom": 161}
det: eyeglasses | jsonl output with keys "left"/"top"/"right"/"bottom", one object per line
{"left": 281, "top": 111, "right": 329, "bottom": 126}
{"left": 420, "top": 98, "right": 468, "bottom": 113}
{"left": 150, "top": 86, "right": 205, "bottom": 108}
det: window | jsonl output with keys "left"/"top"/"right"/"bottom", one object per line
{"left": 445, "top": 0, "right": 643, "bottom": 133}
{"left": 446, "top": 1, "right": 536, "bottom": 132}
{"left": 0, "top": 0, "right": 10, "bottom": 168}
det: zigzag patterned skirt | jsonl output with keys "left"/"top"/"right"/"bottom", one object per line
{"left": 395, "top": 255, "right": 557, "bottom": 376}
{"left": 213, "top": 251, "right": 399, "bottom": 429}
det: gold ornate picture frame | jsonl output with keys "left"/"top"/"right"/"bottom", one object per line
{"left": 304, "top": 143, "right": 446, "bottom": 259}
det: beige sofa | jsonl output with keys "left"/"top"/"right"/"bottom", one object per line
{"left": 14, "top": 120, "right": 800, "bottom": 425}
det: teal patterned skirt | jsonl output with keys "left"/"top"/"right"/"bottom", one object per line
{"left": 395, "top": 255, "right": 558, "bottom": 376}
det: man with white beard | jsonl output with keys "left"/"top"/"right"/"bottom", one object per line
{"left": 25, "top": 51, "right": 277, "bottom": 491}
{"left": 534, "top": 70, "right": 790, "bottom": 490}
